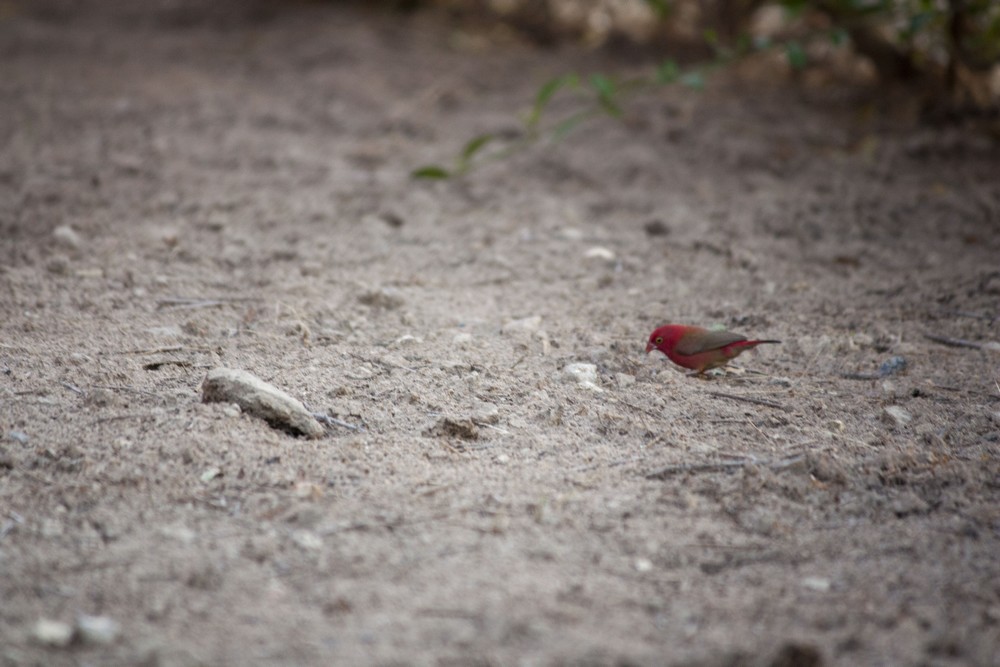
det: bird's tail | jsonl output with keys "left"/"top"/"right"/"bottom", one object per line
{"left": 748, "top": 340, "right": 781, "bottom": 346}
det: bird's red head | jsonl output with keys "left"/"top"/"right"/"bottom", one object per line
{"left": 645, "top": 325, "right": 684, "bottom": 354}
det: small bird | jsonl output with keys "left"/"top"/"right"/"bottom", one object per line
{"left": 645, "top": 324, "right": 780, "bottom": 375}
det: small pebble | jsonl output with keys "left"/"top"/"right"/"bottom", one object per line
{"left": 801, "top": 576, "right": 831, "bottom": 592}
{"left": 634, "top": 558, "right": 653, "bottom": 573}
{"left": 891, "top": 490, "right": 929, "bottom": 516}
{"left": 557, "top": 227, "right": 584, "bottom": 241}
{"left": 390, "top": 334, "right": 420, "bottom": 348}
{"left": 883, "top": 406, "right": 912, "bottom": 427}
{"left": 615, "top": 373, "right": 636, "bottom": 387}
{"left": 52, "top": 225, "right": 83, "bottom": 250}
{"left": 643, "top": 220, "right": 670, "bottom": 236}
{"left": 74, "top": 615, "right": 121, "bottom": 646}
{"left": 470, "top": 401, "right": 500, "bottom": 425}
{"left": 877, "top": 355, "right": 907, "bottom": 377}
{"left": 8, "top": 430, "right": 29, "bottom": 445}
{"left": 46, "top": 255, "right": 70, "bottom": 275}
{"left": 159, "top": 523, "right": 196, "bottom": 545}
{"left": 584, "top": 246, "right": 615, "bottom": 262}
{"left": 562, "top": 363, "right": 602, "bottom": 392}
{"left": 502, "top": 315, "right": 542, "bottom": 334}
{"left": 291, "top": 530, "right": 323, "bottom": 551}
{"left": 452, "top": 332, "right": 474, "bottom": 347}
{"left": 32, "top": 618, "right": 74, "bottom": 647}
{"left": 358, "top": 287, "right": 405, "bottom": 310}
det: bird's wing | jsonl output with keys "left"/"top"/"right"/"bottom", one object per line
{"left": 674, "top": 330, "right": 747, "bottom": 356}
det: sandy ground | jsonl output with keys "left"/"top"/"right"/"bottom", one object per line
{"left": 2, "top": 3, "right": 1000, "bottom": 666}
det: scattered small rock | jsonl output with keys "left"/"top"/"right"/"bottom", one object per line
{"left": 52, "top": 224, "right": 83, "bottom": 251}
{"left": 200, "top": 467, "right": 222, "bottom": 483}
{"left": 74, "top": 615, "right": 121, "bottom": 646}
{"left": 32, "top": 618, "right": 74, "bottom": 647}
{"left": 452, "top": 332, "right": 474, "bottom": 347}
{"left": 562, "top": 363, "right": 602, "bottom": 391}
{"left": 8, "top": 430, "right": 29, "bottom": 445}
{"left": 291, "top": 530, "right": 323, "bottom": 551}
{"left": 390, "top": 334, "right": 421, "bottom": 348}
{"left": 878, "top": 355, "right": 907, "bottom": 377}
{"left": 768, "top": 641, "right": 823, "bottom": 667}
{"left": 358, "top": 287, "right": 405, "bottom": 310}
{"left": 800, "top": 576, "right": 831, "bottom": 592}
{"left": 46, "top": 255, "right": 70, "bottom": 275}
{"left": 85, "top": 387, "right": 117, "bottom": 408}
{"left": 634, "top": 557, "right": 653, "bottom": 573}
{"left": 470, "top": 401, "right": 500, "bottom": 425}
{"left": 502, "top": 315, "right": 542, "bottom": 334}
{"left": 643, "top": 219, "right": 670, "bottom": 237}
{"left": 882, "top": 405, "right": 912, "bottom": 427}
{"left": 68, "top": 352, "right": 91, "bottom": 365}
{"left": 201, "top": 368, "right": 324, "bottom": 439}
{"left": 807, "top": 452, "right": 847, "bottom": 484}
{"left": 428, "top": 417, "right": 479, "bottom": 440}
{"left": 221, "top": 403, "right": 241, "bottom": 418}
{"left": 159, "top": 523, "right": 196, "bottom": 545}
{"left": 615, "top": 373, "right": 635, "bottom": 387}
{"left": 379, "top": 211, "right": 405, "bottom": 228}
{"left": 583, "top": 246, "right": 615, "bottom": 262}
{"left": 891, "top": 490, "right": 930, "bottom": 516}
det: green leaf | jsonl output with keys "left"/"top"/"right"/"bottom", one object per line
{"left": 411, "top": 166, "right": 451, "bottom": 180}
{"left": 901, "top": 10, "right": 936, "bottom": 39}
{"left": 644, "top": 0, "right": 670, "bottom": 18}
{"left": 828, "top": 28, "right": 848, "bottom": 46}
{"left": 590, "top": 74, "right": 622, "bottom": 117}
{"left": 779, "top": 0, "right": 809, "bottom": 18}
{"left": 656, "top": 59, "right": 680, "bottom": 83}
{"left": 785, "top": 41, "right": 808, "bottom": 69}
{"left": 528, "top": 74, "right": 579, "bottom": 128}
{"left": 552, "top": 111, "right": 590, "bottom": 140}
{"left": 679, "top": 71, "right": 705, "bottom": 90}
{"left": 589, "top": 73, "right": 616, "bottom": 99}
{"left": 598, "top": 96, "right": 623, "bottom": 118}
{"left": 460, "top": 134, "right": 495, "bottom": 163}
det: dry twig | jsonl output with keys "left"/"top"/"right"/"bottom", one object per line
{"left": 646, "top": 453, "right": 804, "bottom": 480}
{"left": 312, "top": 412, "right": 364, "bottom": 432}
{"left": 923, "top": 333, "right": 987, "bottom": 349}
{"left": 705, "top": 391, "right": 788, "bottom": 411}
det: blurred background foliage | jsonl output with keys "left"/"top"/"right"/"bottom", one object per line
{"left": 417, "top": 0, "right": 1000, "bottom": 112}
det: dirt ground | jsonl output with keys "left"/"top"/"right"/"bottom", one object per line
{"left": 2, "top": 2, "right": 1000, "bottom": 666}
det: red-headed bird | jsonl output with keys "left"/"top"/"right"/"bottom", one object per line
{"left": 645, "top": 324, "right": 779, "bottom": 374}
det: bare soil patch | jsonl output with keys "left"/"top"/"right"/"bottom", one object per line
{"left": 2, "top": 3, "right": 999, "bottom": 666}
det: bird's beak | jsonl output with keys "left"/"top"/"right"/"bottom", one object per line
{"left": 644, "top": 341, "right": 654, "bottom": 354}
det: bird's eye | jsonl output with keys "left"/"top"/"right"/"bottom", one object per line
{"left": 655, "top": 336, "right": 663, "bottom": 344}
